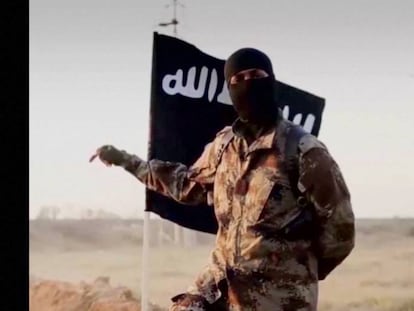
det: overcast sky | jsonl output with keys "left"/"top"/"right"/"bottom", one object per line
{"left": 30, "top": 0, "right": 414, "bottom": 219}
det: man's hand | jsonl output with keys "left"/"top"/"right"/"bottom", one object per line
{"left": 89, "top": 145, "right": 130, "bottom": 167}
{"left": 170, "top": 293, "right": 210, "bottom": 311}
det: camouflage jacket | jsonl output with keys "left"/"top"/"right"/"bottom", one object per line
{"left": 122, "top": 116, "right": 355, "bottom": 311}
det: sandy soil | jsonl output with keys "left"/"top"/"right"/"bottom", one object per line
{"left": 30, "top": 218, "right": 414, "bottom": 310}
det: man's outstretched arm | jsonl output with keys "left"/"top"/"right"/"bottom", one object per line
{"left": 91, "top": 128, "right": 230, "bottom": 206}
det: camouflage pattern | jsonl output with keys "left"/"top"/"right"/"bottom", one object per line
{"left": 168, "top": 293, "right": 209, "bottom": 311}
{"left": 169, "top": 291, "right": 228, "bottom": 311}
{"left": 122, "top": 116, "right": 355, "bottom": 311}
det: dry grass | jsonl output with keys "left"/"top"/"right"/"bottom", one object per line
{"left": 30, "top": 218, "right": 414, "bottom": 310}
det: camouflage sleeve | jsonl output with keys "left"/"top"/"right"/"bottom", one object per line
{"left": 120, "top": 128, "right": 230, "bottom": 206}
{"left": 297, "top": 135, "right": 355, "bottom": 280}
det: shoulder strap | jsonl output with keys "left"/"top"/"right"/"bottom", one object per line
{"left": 284, "top": 123, "right": 308, "bottom": 160}
{"left": 215, "top": 129, "right": 235, "bottom": 168}
{"left": 284, "top": 124, "right": 309, "bottom": 199}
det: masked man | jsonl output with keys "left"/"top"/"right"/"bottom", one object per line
{"left": 90, "top": 48, "right": 355, "bottom": 311}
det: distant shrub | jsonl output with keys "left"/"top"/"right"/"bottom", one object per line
{"left": 407, "top": 227, "right": 414, "bottom": 237}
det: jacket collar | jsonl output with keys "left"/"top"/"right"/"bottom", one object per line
{"left": 231, "top": 109, "right": 284, "bottom": 154}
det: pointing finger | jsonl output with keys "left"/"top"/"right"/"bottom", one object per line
{"left": 89, "top": 153, "right": 98, "bottom": 163}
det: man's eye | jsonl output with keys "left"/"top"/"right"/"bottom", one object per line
{"left": 231, "top": 76, "right": 243, "bottom": 84}
{"left": 252, "top": 72, "right": 266, "bottom": 79}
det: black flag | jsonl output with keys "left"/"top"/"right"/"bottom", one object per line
{"left": 146, "top": 32, "right": 325, "bottom": 234}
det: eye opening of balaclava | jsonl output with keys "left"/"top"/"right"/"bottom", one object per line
{"left": 224, "top": 48, "right": 279, "bottom": 124}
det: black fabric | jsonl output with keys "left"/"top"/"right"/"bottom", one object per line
{"left": 146, "top": 32, "right": 325, "bottom": 234}
{"left": 228, "top": 76, "right": 278, "bottom": 124}
{"left": 224, "top": 48, "right": 277, "bottom": 125}
{"left": 224, "top": 48, "right": 274, "bottom": 82}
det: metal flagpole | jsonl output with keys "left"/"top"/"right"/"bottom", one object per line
{"left": 158, "top": 0, "right": 187, "bottom": 248}
{"left": 140, "top": 3, "right": 186, "bottom": 311}
{"left": 141, "top": 211, "right": 150, "bottom": 311}
{"left": 158, "top": 0, "right": 181, "bottom": 37}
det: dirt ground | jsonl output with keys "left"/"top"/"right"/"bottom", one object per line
{"left": 29, "top": 218, "right": 414, "bottom": 310}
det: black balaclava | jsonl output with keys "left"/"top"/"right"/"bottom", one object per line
{"left": 224, "top": 48, "right": 278, "bottom": 125}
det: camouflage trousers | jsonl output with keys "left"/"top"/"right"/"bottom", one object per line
{"left": 168, "top": 269, "right": 318, "bottom": 311}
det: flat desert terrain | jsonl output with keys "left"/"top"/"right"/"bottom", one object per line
{"left": 30, "top": 218, "right": 414, "bottom": 310}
